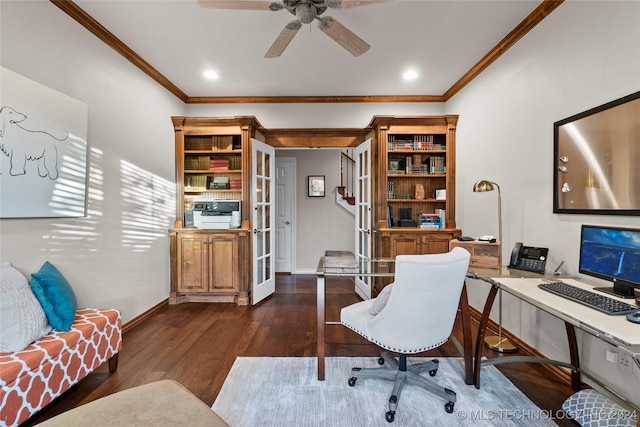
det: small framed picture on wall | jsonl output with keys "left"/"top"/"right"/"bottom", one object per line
{"left": 308, "top": 175, "right": 325, "bottom": 197}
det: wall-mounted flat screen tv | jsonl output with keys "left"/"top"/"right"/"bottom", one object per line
{"left": 554, "top": 91, "right": 640, "bottom": 215}
{"left": 579, "top": 224, "right": 640, "bottom": 298}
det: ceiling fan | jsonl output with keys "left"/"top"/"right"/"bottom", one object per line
{"left": 197, "top": 0, "right": 386, "bottom": 58}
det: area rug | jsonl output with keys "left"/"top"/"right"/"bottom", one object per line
{"left": 212, "top": 357, "right": 558, "bottom": 426}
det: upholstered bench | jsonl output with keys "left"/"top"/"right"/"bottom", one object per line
{"left": 0, "top": 308, "right": 122, "bottom": 427}
{"left": 36, "top": 380, "right": 229, "bottom": 426}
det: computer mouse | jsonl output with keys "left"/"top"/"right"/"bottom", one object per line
{"left": 627, "top": 312, "right": 640, "bottom": 324}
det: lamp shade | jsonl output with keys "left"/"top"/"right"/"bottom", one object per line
{"left": 473, "top": 180, "right": 497, "bottom": 193}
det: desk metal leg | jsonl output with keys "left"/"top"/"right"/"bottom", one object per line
{"left": 317, "top": 274, "right": 325, "bottom": 381}
{"left": 459, "top": 283, "right": 474, "bottom": 385}
{"left": 565, "top": 322, "right": 581, "bottom": 391}
{"left": 474, "top": 283, "right": 499, "bottom": 389}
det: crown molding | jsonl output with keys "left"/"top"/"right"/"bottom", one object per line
{"left": 51, "top": 0, "right": 563, "bottom": 104}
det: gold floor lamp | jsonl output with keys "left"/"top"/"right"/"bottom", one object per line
{"left": 473, "top": 180, "right": 518, "bottom": 353}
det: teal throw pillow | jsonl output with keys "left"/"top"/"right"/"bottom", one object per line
{"left": 30, "top": 261, "right": 77, "bottom": 331}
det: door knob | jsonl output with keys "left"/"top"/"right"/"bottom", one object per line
{"left": 285, "top": 221, "right": 290, "bottom": 225}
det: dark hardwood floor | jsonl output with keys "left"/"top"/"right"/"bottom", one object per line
{"left": 25, "top": 275, "right": 577, "bottom": 426}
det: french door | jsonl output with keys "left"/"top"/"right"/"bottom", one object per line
{"left": 252, "top": 140, "right": 275, "bottom": 304}
{"left": 354, "top": 138, "right": 372, "bottom": 300}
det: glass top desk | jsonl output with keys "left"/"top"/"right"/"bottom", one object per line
{"left": 316, "top": 251, "right": 475, "bottom": 383}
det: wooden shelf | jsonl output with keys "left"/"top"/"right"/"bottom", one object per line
{"left": 387, "top": 198, "right": 445, "bottom": 203}
{"left": 184, "top": 149, "right": 242, "bottom": 154}
{"left": 387, "top": 174, "right": 446, "bottom": 178}
{"left": 184, "top": 169, "right": 242, "bottom": 174}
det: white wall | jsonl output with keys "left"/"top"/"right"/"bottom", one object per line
{"left": 275, "top": 149, "right": 356, "bottom": 272}
{"left": 0, "top": 1, "right": 186, "bottom": 323}
{"left": 446, "top": 1, "right": 640, "bottom": 407}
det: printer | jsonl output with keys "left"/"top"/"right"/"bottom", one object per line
{"left": 191, "top": 200, "right": 241, "bottom": 229}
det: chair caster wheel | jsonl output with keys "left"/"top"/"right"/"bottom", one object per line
{"left": 378, "top": 357, "right": 385, "bottom": 365}
{"left": 348, "top": 377, "right": 357, "bottom": 386}
{"left": 385, "top": 410, "right": 395, "bottom": 422}
{"left": 428, "top": 369, "right": 437, "bottom": 377}
{"left": 445, "top": 402, "right": 455, "bottom": 413}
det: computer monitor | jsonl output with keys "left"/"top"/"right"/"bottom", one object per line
{"left": 579, "top": 224, "right": 640, "bottom": 298}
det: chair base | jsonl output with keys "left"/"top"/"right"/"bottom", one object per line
{"left": 348, "top": 351, "right": 456, "bottom": 422}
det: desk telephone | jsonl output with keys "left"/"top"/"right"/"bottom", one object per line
{"left": 509, "top": 242, "right": 548, "bottom": 274}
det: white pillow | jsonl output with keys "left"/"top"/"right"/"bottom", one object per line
{"left": 369, "top": 283, "right": 393, "bottom": 315}
{"left": 0, "top": 262, "right": 52, "bottom": 352}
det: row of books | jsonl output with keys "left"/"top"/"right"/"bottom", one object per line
{"left": 184, "top": 156, "right": 242, "bottom": 171}
{"left": 389, "top": 156, "right": 446, "bottom": 175}
{"left": 426, "top": 157, "right": 446, "bottom": 174}
{"left": 419, "top": 209, "right": 446, "bottom": 228}
{"left": 184, "top": 175, "right": 241, "bottom": 190}
{"left": 185, "top": 135, "right": 236, "bottom": 151}
{"left": 388, "top": 141, "right": 446, "bottom": 151}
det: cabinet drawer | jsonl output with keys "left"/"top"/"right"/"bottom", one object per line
{"left": 449, "top": 240, "right": 500, "bottom": 269}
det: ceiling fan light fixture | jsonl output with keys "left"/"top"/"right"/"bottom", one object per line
{"left": 296, "top": 3, "right": 317, "bottom": 23}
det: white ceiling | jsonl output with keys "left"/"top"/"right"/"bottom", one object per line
{"left": 73, "top": 0, "right": 543, "bottom": 98}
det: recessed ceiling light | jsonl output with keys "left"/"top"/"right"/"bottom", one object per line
{"left": 402, "top": 70, "right": 419, "bottom": 81}
{"left": 203, "top": 70, "right": 219, "bottom": 80}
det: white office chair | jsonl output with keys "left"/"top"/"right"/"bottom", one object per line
{"left": 340, "top": 247, "right": 471, "bottom": 423}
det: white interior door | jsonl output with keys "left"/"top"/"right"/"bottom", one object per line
{"left": 354, "top": 138, "right": 372, "bottom": 300}
{"left": 275, "top": 157, "right": 295, "bottom": 273}
{"left": 252, "top": 139, "right": 275, "bottom": 305}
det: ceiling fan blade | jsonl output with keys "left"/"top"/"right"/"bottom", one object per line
{"left": 326, "top": 0, "right": 390, "bottom": 9}
{"left": 265, "top": 21, "right": 302, "bottom": 58}
{"left": 197, "top": 0, "right": 272, "bottom": 10}
{"left": 317, "top": 16, "right": 370, "bottom": 57}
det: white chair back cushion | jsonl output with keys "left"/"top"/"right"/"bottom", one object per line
{"left": 366, "top": 247, "right": 470, "bottom": 353}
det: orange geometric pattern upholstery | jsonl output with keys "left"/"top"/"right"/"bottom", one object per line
{"left": 0, "top": 308, "right": 122, "bottom": 427}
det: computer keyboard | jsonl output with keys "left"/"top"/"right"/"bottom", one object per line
{"left": 538, "top": 281, "right": 639, "bottom": 315}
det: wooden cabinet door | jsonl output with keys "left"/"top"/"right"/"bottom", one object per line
{"left": 388, "top": 233, "right": 422, "bottom": 257}
{"left": 421, "top": 232, "right": 456, "bottom": 254}
{"left": 177, "top": 234, "right": 208, "bottom": 293}
{"left": 209, "top": 233, "right": 239, "bottom": 293}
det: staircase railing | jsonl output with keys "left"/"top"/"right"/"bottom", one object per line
{"left": 339, "top": 149, "right": 355, "bottom": 200}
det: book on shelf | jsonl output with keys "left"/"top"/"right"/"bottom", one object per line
{"left": 185, "top": 174, "right": 208, "bottom": 190}
{"left": 210, "top": 159, "right": 230, "bottom": 170}
{"left": 419, "top": 212, "right": 444, "bottom": 229}
{"left": 210, "top": 176, "right": 229, "bottom": 189}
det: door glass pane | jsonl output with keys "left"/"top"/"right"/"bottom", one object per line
{"left": 257, "top": 258, "right": 264, "bottom": 283}
{"left": 265, "top": 230, "right": 271, "bottom": 254}
{"left": 264, "top": 153, "right": 270, "bottom": 177}
{"left": 257, "top": 152, "right": 263, "bottom": 176}
{"left": 257, "top": 229, "right": 264, "bottom": 257}
{"left": 264, "top": 205, "right": 270, "bottom": 228}
{"left": 257, "top": 177, "right": 264, "bottom": 203}
{"left": 257, "top": 205, "right": 263, "bottom": 230}
{"left": 264, "top": 255, "right": 271, "bottom": 280}
{"left": 264, "top": 178, "right": 270, "bottom": 203}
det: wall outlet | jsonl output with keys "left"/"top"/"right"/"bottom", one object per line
{"left": 618, "top": 352, "right": 633, "bottom": 375}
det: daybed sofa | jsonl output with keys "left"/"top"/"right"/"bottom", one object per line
{"left": 0, "top": 262, "right": 122, "bottom": 427}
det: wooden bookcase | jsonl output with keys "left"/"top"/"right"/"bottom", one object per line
{"left": 169, "top": 116, "right": 264, "bottom": 305}
{"left": 369, "top": 116, "right": 461, "bottom": 294}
